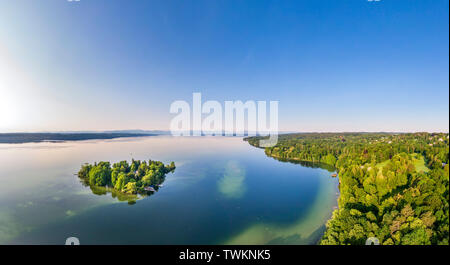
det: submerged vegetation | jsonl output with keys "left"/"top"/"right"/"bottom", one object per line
{"left": 245, "top": 133, "right": 449, "bottom": 245}
{"left": 78, "top": 159, "right": 176, "bottom": 201}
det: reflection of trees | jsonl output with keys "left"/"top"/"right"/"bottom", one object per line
{"left": 80, "top": 179, "right": 160, "bottom": 205}
{"left": 271, "top": 157, "right": 336, "bottom": 172}
{"left": 77, "top": 159, "right": 175, "bottom": 205}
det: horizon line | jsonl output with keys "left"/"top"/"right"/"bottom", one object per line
{"left": 1, "top": 130, "right": 449, "bottom": 134}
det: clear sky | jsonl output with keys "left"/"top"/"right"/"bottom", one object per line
{"left": 0, "top": 0, "right": 448, "bottom": 133}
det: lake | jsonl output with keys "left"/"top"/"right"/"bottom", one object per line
{"left": 0, "top": 136, "right": 338, "bottom": 244}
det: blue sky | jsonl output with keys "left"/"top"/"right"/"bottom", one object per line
{"left": 0, "top": 0, "right": 448, "bottom": 132}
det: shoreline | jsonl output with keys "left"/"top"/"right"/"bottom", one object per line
{"left": 245, "top": 142, "right": 341, "bottom": 245}
{"left": 0, "top": 133, "right": 157, "bottom": 144}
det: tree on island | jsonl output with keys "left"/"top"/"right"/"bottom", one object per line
{"left": 78, "top": 159, "right": 176, "bottom": 196}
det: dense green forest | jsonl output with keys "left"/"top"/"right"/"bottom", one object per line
{"left": 78, "top": 159, "right": 176, "bottom": 196}
{"left": 245, "top": 133, "right": 449, "bottom": 245}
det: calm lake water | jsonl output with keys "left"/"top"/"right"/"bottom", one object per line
{"left": 0, "top": 136, "right": 338, "bottom": 245}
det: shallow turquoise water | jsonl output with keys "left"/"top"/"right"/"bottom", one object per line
{"left": 0, "top": 136, "right": 338, "bottom": 244}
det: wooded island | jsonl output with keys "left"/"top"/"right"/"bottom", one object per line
{"left": 78, "top": 159, "right": 176, "bottom": 196}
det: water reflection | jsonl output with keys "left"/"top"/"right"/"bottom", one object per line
{"left": 86, "top": 185, "right": 140, "bottom": 205}
{"left": 270, "top": 157, "right": 336, "bottom": 172}
{"left": 0, "top": 136, "right": 338, "bottom": 244}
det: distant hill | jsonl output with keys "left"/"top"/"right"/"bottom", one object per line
{"left": 101, "top": 130, "right": 171, "bottom": 135}
{"left": 0, "top": 132, "right": 158, "bottom": 144}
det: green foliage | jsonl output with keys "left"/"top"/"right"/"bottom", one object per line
{"left": 78, "top": 159, "right": 176, "bottom": 196}
{"left": 245, "top": 132, "right": 449, "bottom": 245}
{"left": 123, "top": 182, "right": 138, "bottom": 194}
{"left": 88, "top": 162, "right": 111, "bottom": 186}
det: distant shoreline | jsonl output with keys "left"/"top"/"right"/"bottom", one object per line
{"left": 0, "top": 133, "right": 157, "bottom": 144}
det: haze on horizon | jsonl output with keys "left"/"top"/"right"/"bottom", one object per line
{"left": 0, "top": 0, "right": 448, "bottom": 133}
